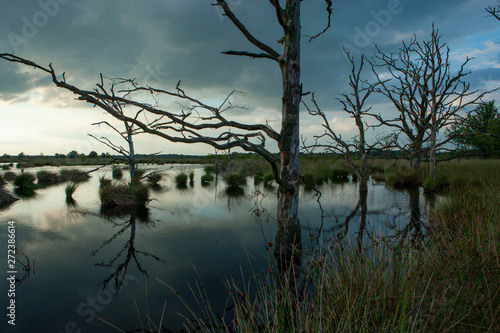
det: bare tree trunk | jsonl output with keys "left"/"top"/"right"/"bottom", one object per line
{"left": 429, "top": 127, "right": 437, "bottom": 191}
{"left": 410, "top": 138, "right": 423, "bottom": 173}
{"left": 125, "top": 122, "right": 137, "bottom": 183}
{"left": 274, "top": 0, "right": 302, "bottom": 278}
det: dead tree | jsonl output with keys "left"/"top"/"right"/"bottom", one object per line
{"left": 87, "top": 77, "right": 141, "bottom": 183}
{"left": 303, "top": 48, "right": 383, "bottom": 192}
{"left": 486, "top": 1, "right": 500, "bottom": 21}
{"left": 369, "top": 25, "right": 490, "bottom": 190}
{"left": 0, "top": 0, "right": 333, "bottom": 276}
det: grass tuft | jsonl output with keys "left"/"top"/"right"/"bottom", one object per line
{"left": 175, "top": 172, "right": 189, "bottom": 188}
{"left": 3, "top": 171, "right": 16, "bottom": 182}
{"left": 59, "top": 168, "right": 90, "bottom": 183}
{"left": 112, "top": 165, "right": 123, "bottom": 179}
{"left": 36, "top": 170, "right": 63, "bottom": 186}
{"left": 224, "top": 172, "right": 246, "bottom": 188}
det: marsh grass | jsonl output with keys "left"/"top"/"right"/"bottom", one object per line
{"left": 224, "top": 172, "right": 246, "bottom": 188}
{"left": 201, "top": 173, "right": 214, "bottom": 184}
{"left": 99, "top": 179, "right": 150, "bottom": 209}
{"left": 13, "top": 172, "right": 38, "bottom": 197}
{"left": 112, "top": 165, "right": 123, "bottom": 179}
{"left": 65, "top": 182, "right": 80, "bottom": 197}
{"left": 167, "top": 159, "right": 500, "bottom": 332}
{"left": 175, "top": 172, "right": 189, "bottom": 188}
{"left": 146, "top": 173, "right": 163, "bottom": 187}
{"left": 330, "top": 168, "right": 350, "bottom": 183}
{"left": 13, "top": 172, "right": 37, "bottom": 189}
{"left": 0, "top": 187, "right": 18, "bottom": 208}
{"left": 59, "top": 168, "right": 90, "bottom": 183}
{"left": 262, "top": 171, "right": 274, "bottom": 186}
{"left": 3, "top": 171, "right": 16, "bottom": 182}
{"left": 385, "top": 167, "right": 420, "bottom": 189}
{"left": 204, "top": 165, "right": 216, "bottom": 174}
{"left": 301, "top": 162, "right": 330, "bottom": 186}
{"left": 36, "top": 170, "right": 63, "bottom": 186}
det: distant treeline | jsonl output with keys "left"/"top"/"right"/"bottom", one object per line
{"left": 0, "top": 149, "right": 487, "bottom": 169}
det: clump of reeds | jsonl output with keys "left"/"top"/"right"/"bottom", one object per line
{"left": 422, "top": 174, "right": 449, "bottom": 192}
{"left": 99, "top": 180, "right": 150, "bottom": 209}
{"left": 330, "top": 168, "right": 349, "bottom": 182}
{"left": 99, "top": 176, "right": 112, "bottom": 189}
{"left": 16, "top": 162, "right": 35, "bottom": 169}
{"left": 146, "top": 173, "right": 163, "bottom": 187}
{"left": 201, "top": 173, "right": 214, "bottom": 185}
{"left": 301, "top": 162, "right": 331, "bottom": 187}
{"left": 262, "top": 171, "right": 274, "bottom": 185}
{"left": 204, "top": 165, "right": 216, "bottom": 174}
{"left": 201, "top": 165, "right": 217, "bottom": 185}
{"left": 14, "top": 172, "right": 37, "bottom": 189}
{"left": 2, "top": 164, "right": 11, "bottom": 170}
{"left": 99, "top": 183, "right": 135, "bottom": 208}
{"left": 13, "top": 172, "right": 38, "bottom": 197}
{"left": 175, "top": 172, "right": 189, "bottom": 188}
{"left": 59, "top": 168, "right": 90, "bottom": 183}
{"left": 385, "top": 168, "right": 420, "bottom": 188}
{"left": 224, "top": 172, "right": 246, "bottom": 188}
{"left": 130, "top": 183, "right": 150, "bottom": 206}
{"left": 65, "top": 182, "right": 80, "bottom": 199}
{"left": 36, "top": 170, "right": 63, "bottom": 186}
{"left": 189, "top": 171, "right": 195, "bottom": 185}
{"left": 3, "top": 171, "right": 16, "bottom": 182}
{"left": 112, "top": 165, "right": 123, "bottom": 179}
{"left": 0, "top": 187, "right": 18, "bottom": 208}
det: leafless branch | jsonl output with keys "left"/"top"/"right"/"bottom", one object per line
{"left": 307, "top": 0, "right": 333, "bottom": 42}
{"left": 486, "top": 1, "right": 500, "bottom": 21}
{"left": 213, "top": 0, "right": 280, "bottom": 61}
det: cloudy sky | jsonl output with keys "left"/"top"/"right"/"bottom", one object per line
{"left": 0, "top": 0, "right": 499, "bottom": 156}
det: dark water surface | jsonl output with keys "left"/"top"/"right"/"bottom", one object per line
{"left": 0, "top": 165, "right": 428, "bottom": 332}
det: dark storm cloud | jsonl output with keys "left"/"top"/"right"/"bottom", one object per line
{"left": 0, "top": 0, "right": 499, "bottom": 111}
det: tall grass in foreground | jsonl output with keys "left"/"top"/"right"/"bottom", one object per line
{"left": 167, "top": 159, "right": 499, "bottom": 332}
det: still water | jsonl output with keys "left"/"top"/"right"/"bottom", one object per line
{"left": 1, "top": 164, "right": 428, "bottom": 332}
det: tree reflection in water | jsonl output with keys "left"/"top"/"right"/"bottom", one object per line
{"left": 313, "top": 185, "right": 428, "bottom": 252}
{"left": 392, "top": 187, "right": 426, "bottom": 250}
{"left": 91, "top": 208, "right": 165, "bottom": 294}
